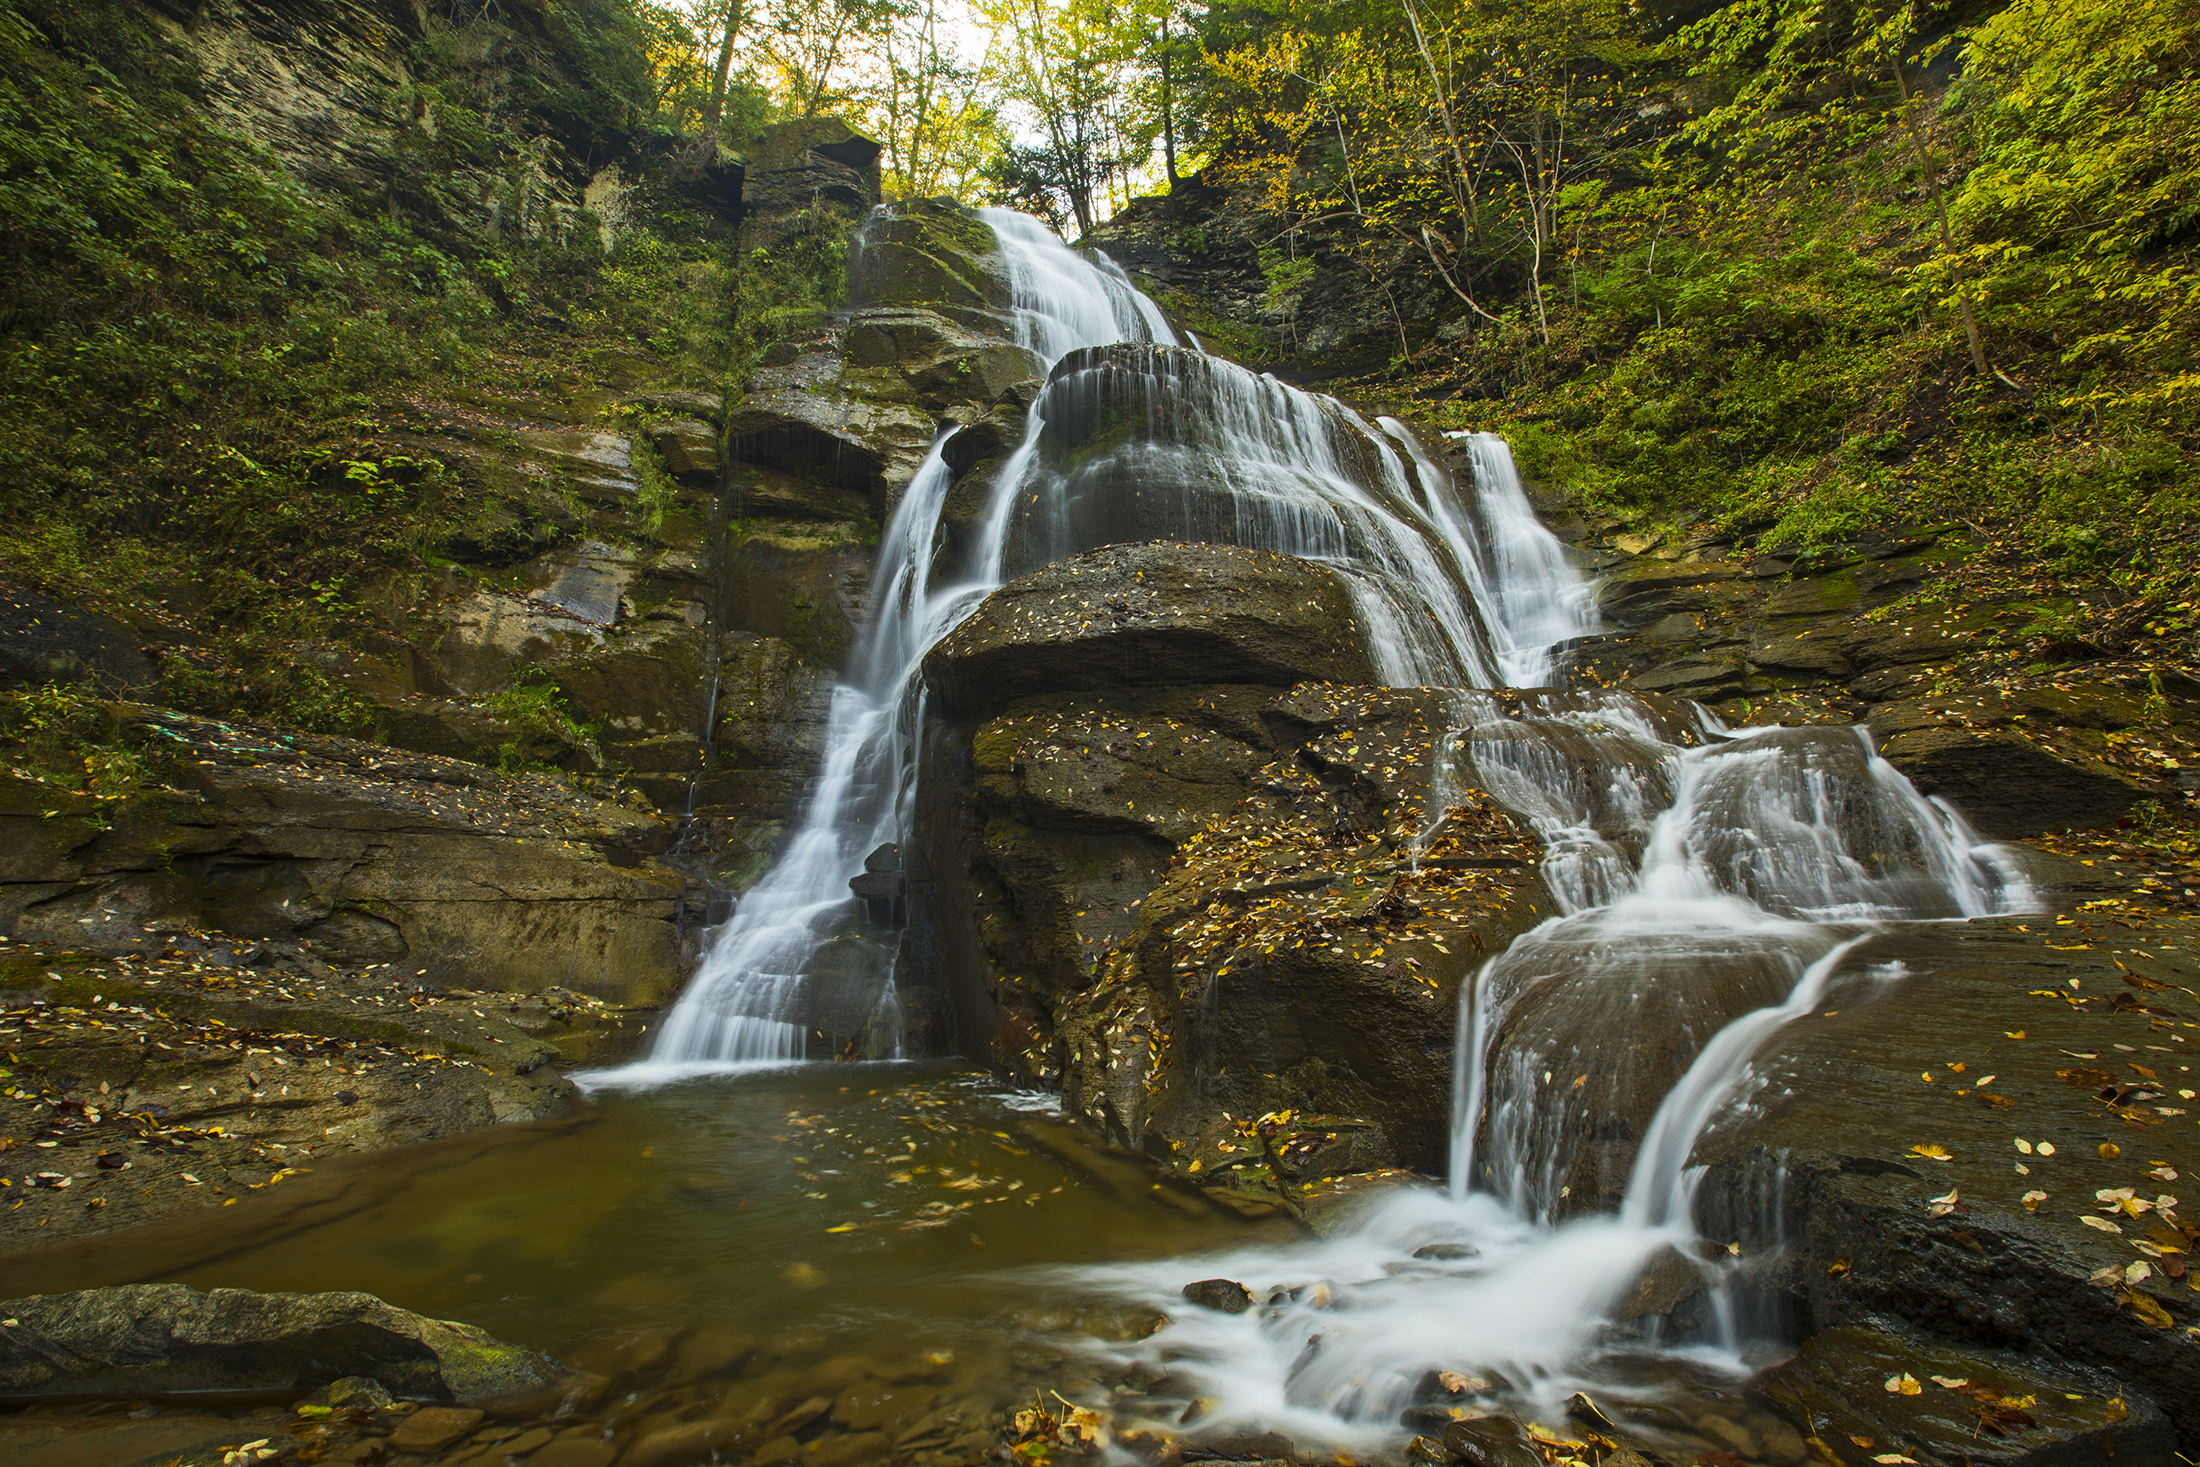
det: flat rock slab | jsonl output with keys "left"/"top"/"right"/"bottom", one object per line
{"left": 1763, "top": 1325, "right": 2173, "bottom": 1467}
{"left": 1692, "top": 894, "right": 2200, "bottom": 1442}
{"left": 924, "top": 542, "right": 1377, "bottom": 717}
{"left": 0, "top": 1283, "right": 560, "bottom": 1404}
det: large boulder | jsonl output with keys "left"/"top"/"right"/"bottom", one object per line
{"left": 845, "top": 306, "right": 1044, "bottom": 412}
{"left": 849, "top": 200, "right": 1011, "bottom": 312}
{"left": 1867, "top": 696, "right": 2151, "bottom": 837}
{"left": 1056, "top": 685, "right": 1554, "bottom": 1182}
{"left": 924, "top": 543, "right": 1378, "bottom": 717}
{"left": 1688, "top": 905, "right": 2200, "bottom": 1443}
{"left": 725, "top": 343, "right": 937, "bottom": 510}
{"left": 0, "top": 1284, "right": 561, "bottom": 1405}
{"left": 916, "top": 679, "right": 1555, "bottom": 1192}
{"left": 740, "top": 117, "right": 881, "bottom": 216}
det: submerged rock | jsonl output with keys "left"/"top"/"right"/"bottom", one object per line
{"left": 1442, "top": 1416, "right": 1545, "bottom": 1467}
{"left": 0, "top": 1284, "right": 562, "bottom": 1405}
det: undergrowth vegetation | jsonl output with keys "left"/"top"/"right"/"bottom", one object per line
{"left": 0, "top": 0, "right": 842, "bottom": 740}
{"left": 1444, "top": 0, "right": 2199, "bottom": 658}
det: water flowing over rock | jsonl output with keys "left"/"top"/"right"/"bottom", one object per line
{"left": 1042, "top": 667, "right": 2052, "bottom": 1452}
{"left": 556, "top": 198, "right": 2188, "bottom": 1457}
{"left": 612, "top": 204, "right": 1556, "bottom": 1079}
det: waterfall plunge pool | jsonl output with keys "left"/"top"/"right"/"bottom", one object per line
{"left": 2, "top": 1053, "right": 1864, "bottom": 1467}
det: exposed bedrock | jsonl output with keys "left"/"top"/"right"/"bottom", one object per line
{"left": 916, "top": 679, "right": 1559, "bottom": 1200}
{"left": 1679, "top": 894, "right": 2200, "bottom": 1448}
{"left": 0, "top": 707, "right": 691, "bottom": 1004}
{"left": 923, "top": 542, "right": 1379, "bottom": 719}
{"left": 1540, "top": 492, "right": 2200, "bottom": 837}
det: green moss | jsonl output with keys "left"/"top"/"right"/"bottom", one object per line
{"left": 0, "top": 0, "right": 749, "bottom": 751}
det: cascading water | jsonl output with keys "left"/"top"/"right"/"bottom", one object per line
{"left": 1064, "top": 697, "right": 2035, "bottom": 1454}
{"left": 1378, "top": 425, "right": 1599, "bottom": 688}
{"left": 604, "top": 209, "right": 1555, "bottom": 1081}
{"left": 590, "top": 201, "right": 2046, "bottom": 1454}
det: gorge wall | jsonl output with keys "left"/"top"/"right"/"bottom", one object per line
{"left": 5, "top": 5, "right": 2200, "bottom": 1452}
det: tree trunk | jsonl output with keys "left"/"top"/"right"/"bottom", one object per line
{"left": 1891, "top": 59, "right": 1990, "bottom": 378}
{"left": 1401, "top": 0, "right": 1478, "bottom": 249}
{"left": 1160, "top": 27, "right": 1179, "bottom": 186}
{"left": 701, "top": 0, "right": 742, "bottom": 137}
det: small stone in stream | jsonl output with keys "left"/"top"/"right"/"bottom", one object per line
{"left": 1693, "top": 1411, "right": 1757, "bottom": 1457}
{"left": 1408, "top": 1435, "right": 1461, "bottom": 1465}
{"left": 1181, "top": 1278, "right": 1253, "bottom": 1313}
{"left": 808, "top": 1431, "right": 892, "bottom": 1467}
{"left": 836, "top": 1381, "right": 936, "bottom": 1432}
{"left": 335, "top": 1090, "right": 357, "bottom": 1106}
{"left": 325, "top": 1376, "right": 395, "bottom": 1409}
{"left": 1412, "top": 1243, "right": 1476, "bottom": 1261}
{"left": 1754, "top": 1418, "right": 1809, "bottom": 1467}
{"left": 1207, "top": 1431, "right": 1295, "bottom": 1460}
{"left": 671, "top": 1328, "right": 755, "bottom": 1378}
{"left": 753, "top": 1434, "right": 803, "bottom": 1464}
{"left": 388, "top": 1405, "right": 484, "bottom": 1453}
{"left": 768, "top": 1394, "right": 835, "bottom": 1437}
{"left": 624, "top": 1418, "right": 756, "bottom": 1467}
{"left": 527, "top": 1439, "right": 618, "bottom": 1467}
{"left": 493, "top": 1426, "right": 554, "bottom": 1455}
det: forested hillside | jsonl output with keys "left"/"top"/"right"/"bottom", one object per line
{"left": 1079, "top": 0, "right": 2200, "bottom": 675}
{"left": 5, "top": 0, "right": 2195, "bottom": 748}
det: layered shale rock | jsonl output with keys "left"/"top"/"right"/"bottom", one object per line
{"left": 0, "top": 707, "right": 690, "bottom": 1003}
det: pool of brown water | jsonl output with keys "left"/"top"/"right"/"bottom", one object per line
{"left": 0, "top": 1061, "right": 1292, "bottom": 1467}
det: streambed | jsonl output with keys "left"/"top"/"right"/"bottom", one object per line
{"left": 0, "top": 1060, "right": 1823, "bottom": 1467}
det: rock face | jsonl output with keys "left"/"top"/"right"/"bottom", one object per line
{"left": 0, "top": 585, "right": 155, "bottom": 696}
{"left": 1, "top": 707, "right": 689, "bottom": 1003}
{"left": 916, "top": 678, "right": 1553, "bottom": 1199}
{"left": 1668, "top": 879, "right": 2200, "bottom": 1444}
{"left": 924, "top": 543, "right": 1379, "bottom": 717}
{"left": 0, "top": 1284, "right": 561, "bottom": 1404}
{"left": 1081, "top": 176, "right": 1442, "bottom": 377}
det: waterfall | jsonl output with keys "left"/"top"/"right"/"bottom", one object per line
{"left": 585, "top": 201, "right": 2050, "bottom": 1452}
{"left": 1068, "top": 700, "right": 2034, "bottom": 1452}
{"left": 597, "top": 208, "right": 1556, "bottom": 1083}
{"left": 1378, "top": 425, "right": 1599, "bottom": 687}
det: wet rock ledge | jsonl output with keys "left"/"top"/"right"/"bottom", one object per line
{"left": 2, "top": 705, "right": 694, "bottom": 1001}
{"left": 0, "top": 926, "right": 648, "bottom": 1251}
